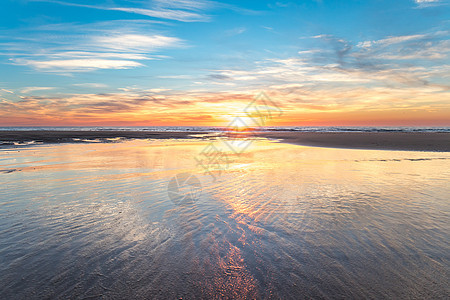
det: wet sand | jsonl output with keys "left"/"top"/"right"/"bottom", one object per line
{"left": 256, "top": 131, "right": 450, "bottom": 152}
{"left": 1, "top": 130, "right": 449, "bottom": 151}
{"left": 0, "top": 130, "right": 204, "bottom": 145}
{"left": 0, "top": 139, "right": 449, "bottom": 299}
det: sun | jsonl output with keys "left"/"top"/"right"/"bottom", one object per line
{"left": 223, "top": 114, "right": 257, "bottom": 131}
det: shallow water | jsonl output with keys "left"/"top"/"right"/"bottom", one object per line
{"left": 0, "top": 139, "right": 449, "bottom": 299}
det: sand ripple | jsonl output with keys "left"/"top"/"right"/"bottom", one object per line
{"left": 0, "top": 140, "right": 449, "bottom": 298}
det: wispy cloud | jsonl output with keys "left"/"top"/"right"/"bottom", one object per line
{"left": 357, "top": 34, "right": 426, "bottom": 48}
{"left": 2, "top": 21, "right": 183, "bottom": 73}
{"left": 354, "top": 32, "right": 450, "bottom": 62}
{"left": 158, "top": 75, "right": 195, "bottom": 79}
{"left": 14, "top": 58, "right": 143, "bottom": 72}
{"left": 225, "top": 27, "right": 247, "bottom": 36}
{"left": 32, "top": 0, "right": 262, "bottom": 21}
{"left": 32, "top": 0, "right": 212, "bottom": 22}
{"left": 0, "top": 88, "right": 14, "bottom": 94}
{"left": 105, "top": 6, "right": 209, "bottom": 22}
{"left": 95, "top": 34, "right": 181, "bottom": 52}
{"left": 414, "top": 0, "right": 448, "bottom": 8}
{"left": 21, "top": 87, "right": 55, "bottom": 93}
{"left": 153, "top": 0, "right": 215, "bottom": 11}
{"left": 305, "top": 31, "right": 450, "bottom": 84}
{"left": 72, "top": 83, "right": 108, "bottom": 88}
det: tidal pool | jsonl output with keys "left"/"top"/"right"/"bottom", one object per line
{"left": 0, "top": 139, "right": 449, "bottom": 299}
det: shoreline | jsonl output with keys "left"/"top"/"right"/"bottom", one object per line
{"left": 255, "top": 131, "right": 450, "bottom": 152}
{"left": 1, "top": 130, "right": 449, "bottom": 152}
{"left": 0, "top": 130, "right": 208, "bottom": 145}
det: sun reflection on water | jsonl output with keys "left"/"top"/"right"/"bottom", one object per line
{"left": 0, "top": 139, "right": 449, "bottom": 298}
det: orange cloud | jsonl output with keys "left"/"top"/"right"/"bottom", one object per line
{"left": 1, "top": 86, "right": 449, "bottom": 126}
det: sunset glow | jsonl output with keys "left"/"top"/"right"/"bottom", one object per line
{"left": 0, "top": 0, "right": 449, "bottom": 127}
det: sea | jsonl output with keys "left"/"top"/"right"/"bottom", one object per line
{"left": 0, "top": 126, "right": 450, "bottom": 132}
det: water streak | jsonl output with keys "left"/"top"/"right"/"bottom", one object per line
{"left": 0, "top": 139, "right": 448, "bottom": 298}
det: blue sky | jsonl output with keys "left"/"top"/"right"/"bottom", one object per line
{"left": 0, "top": 0, "right": 449, "bottom": 126}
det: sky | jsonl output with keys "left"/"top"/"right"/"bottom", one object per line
{"left": 0, "top": 0, "right": 449, "bottom": 127}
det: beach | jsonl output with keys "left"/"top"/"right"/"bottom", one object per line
{"left": 257, "top": 131, "right": 450, "bottom": 152}
{"left": 0, "top": 130, "right": 205, "bottom": 145}
{"left": 2, "top": 0, "right": 449, "bottom": 298}
{"left": 0, "top": 136, "right": 449, "bottom": 298}
{"left": 1, "top": 130, "right": 449, "bottom": 152}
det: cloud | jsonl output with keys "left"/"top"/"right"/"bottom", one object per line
{"left": 32, "top": 0, "right": 261, "bottom": 22}
{"left": 72, "top": 83, "right": 108, "bottom": 88}
{"left": 208, "top": 74, "right": 233, "bottom": 80}
{"left": 298, "top": 50, "right": 326, "bottom": 55}
{"left": 1, "top": 1, "right": 257, "bottom": 74}
{"left": 49, "top": 52, "right": 152, "bottom": 60}
{"left": 153, "top": 0, "right": 214, "bottom": 11}
{"left": 158, "top": 75, "right": 194, "bottom": 79}
{"left": 14, "top": 58, "right": 143, "bottom": 72}
{"left": 1, "top": 85, "right": 448, "bottom": 126}
{"left": 106, "top": 7, "right": 209, "bottom": 22}
{"left": 21, "top": 87, "right": 55, "bottom": 93}
{"left": 3, "top": 20, "right": 183, "bottom": 73}
{"left": 414, "top": 0, "right": 447, "bottom": 8}
{"left": 155, "top": 30, "right": 448, "bottom": 96}
{"left": 146, "top": 88, "right": 171, "bottom": 93}
{"left": 153, "top": 0, "right": 218, "bottom": 11}
{"left": 182, "top": 31, "right": 449, "bottom": 105}
{"left": 353, "top": 33, "right": 450, "bottom": 63}
{"left": 95, "top": 34, "right": 181, "bottom": 52}
{"left": 302, "top": 31, "right": 450, "bottom": 86}
{"left": 0, "top": 89, "right": 250, "bottom": 126}
{"left": 32, "top": 0, "right": 211, "bottom": 22}
{"left": 225, "top": 27, "right": 246, "bottom": 36}
{"left": 357, "top": 34, "right": 426, "bottom": 48}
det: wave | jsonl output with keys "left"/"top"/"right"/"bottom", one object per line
{"left": 1, "top": 126, "right": 449, "bottom": 133}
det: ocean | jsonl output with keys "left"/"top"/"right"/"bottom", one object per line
{"left": 1, "top": 126, "right": 450, "bottom": 132}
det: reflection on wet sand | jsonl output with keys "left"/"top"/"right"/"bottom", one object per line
{"left": 0, "top": 139, "right": 449, "bottom": 298}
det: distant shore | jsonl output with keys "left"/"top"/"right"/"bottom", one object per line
{"left": 1, "top": 130, "right": 449, "bottom": 152}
